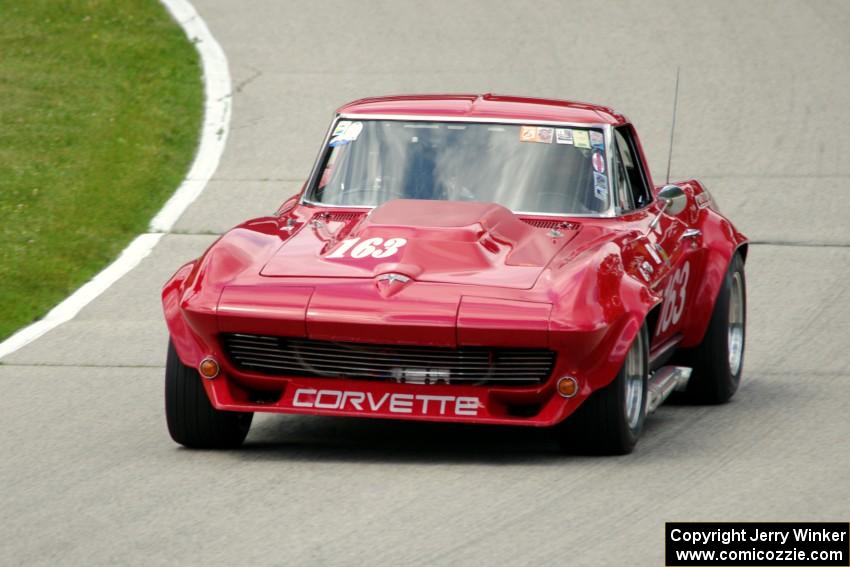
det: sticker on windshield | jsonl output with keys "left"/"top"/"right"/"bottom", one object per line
{"left": 332, "top": 121, "right": 351, "bottom": 137}
{"left": 594, "top": 185, "right": 607, "bottom": 201}
{"left": 519, "top": 126, "right": 553, "bottom": 143}
{"left": 520, "top": 126, "right": 537, "bottom": 142}
{"left": 593, "top": 172, "right": 608, "bottom": 200}
{"left": 555, "top": 128, "right": 574, "bottom": 144}
{"left": 590, "top": 131, "right": 604, "bottom": 149}
{"left": 329, "top": 121, "right": 363, "bottom": 147}
{"left": 573, "top": 130, "right": 591, "bottom": 149}
{"left": 592, "top": 150, "right": 606, "bottom": 173}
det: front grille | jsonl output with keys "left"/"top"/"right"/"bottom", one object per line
{"left": 221, "top": 333, "right": 556, "bottom": 386}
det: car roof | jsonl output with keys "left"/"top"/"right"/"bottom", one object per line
{"left": 336, "top": 93, "right": 627, "bottom": 126}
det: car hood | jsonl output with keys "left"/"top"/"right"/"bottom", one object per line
{"left": 260, "top": 199, "right": 578, "bottom": 289}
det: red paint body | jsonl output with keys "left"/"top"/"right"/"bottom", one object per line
{"left": 163, "top": 94, "right": 747, "bottom": 427}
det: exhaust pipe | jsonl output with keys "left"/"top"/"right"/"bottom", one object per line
{"left": 647, "top": 366, "right": 692, "bottom": 413}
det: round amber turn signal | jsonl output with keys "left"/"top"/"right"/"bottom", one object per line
{"left": 199, "top": 357, "right": 220, "bottom": 379}
{"left": 557, "top": 376, "right": 579, "bottom": 398}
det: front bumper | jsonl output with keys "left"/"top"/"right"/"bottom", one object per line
{"left": 202, "top": 371, "right": 587, "bottom": 427}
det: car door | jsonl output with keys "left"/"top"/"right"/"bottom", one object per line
{"left": 611, "top": 127, "right": 694, "bottom": 348}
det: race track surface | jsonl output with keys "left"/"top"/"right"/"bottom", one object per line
{"left": 2, "top": 1, "right": 849, "bottom": 564}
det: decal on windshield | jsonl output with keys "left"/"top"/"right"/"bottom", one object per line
{"left": 329, "top": 121, "right": 363, "bottom": 147}
{"left": 519, "top": 126, "right": 553, "bottom": 143}
{"left": 592, "top": 150, "right": 605, "bottom": 173}
{"left": 555, "top": 128, "right": 574, "bottom": 144}
{"left": 332, "top": 121, "right": 351, "bottom": 137}
{"left": 573, "top": 130, "right": 591, "bottom": 149}
{"left": 590, "top": 130, "right": 604, "bottom": 149}
{"left": 593, "top": 172, "right": 608, "bottom": 201}
{"left": 520, "top": 126, "right": 537, "bottom": 142}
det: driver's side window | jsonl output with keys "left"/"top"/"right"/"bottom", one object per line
{"left": 613, "top": 127, "right": 651, "bottom": 213}
{"left": 612, "top": 138, "right": 634, "bottom": 211}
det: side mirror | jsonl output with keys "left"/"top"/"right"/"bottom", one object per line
{"left": 649, "top": 185, "right": 688, "bottom": 230}
{"left": 658, "top": 184, "right": 687, "bottom": 216}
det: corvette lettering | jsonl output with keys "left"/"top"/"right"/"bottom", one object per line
{"left": 291, "top": 388, "right": 482, "bottom": 416}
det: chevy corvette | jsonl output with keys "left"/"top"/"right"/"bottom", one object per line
{"left": 162, "top": 94, "right": 747, "bottom": 454}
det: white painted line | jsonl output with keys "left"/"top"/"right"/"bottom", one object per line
{"left": 0, "top": 234, "right": 164, "bottom": 359}
{"left": 0, "top": 0, "right": 230, "bottom": 360}
{"left": 151, "top": 0, "right": 231, "bottom": 232}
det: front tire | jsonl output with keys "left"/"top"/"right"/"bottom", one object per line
{"left": 677, "top": 253, "right": 746, "bottom": 404}
{"left": 557, "top": 324, "right": 649, "bottom": 455}
{"left": 165, "top": 341, "right": 253, "bottom": 448}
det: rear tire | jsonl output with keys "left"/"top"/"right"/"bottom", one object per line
{"left": 676, "top": 253, "right": 746, "bottom": 404}
{"left": 557, "top": 324, "right": 649, "bottom": 455}
{"left": 165, "top": 341, "right": 252, "bottom": 448}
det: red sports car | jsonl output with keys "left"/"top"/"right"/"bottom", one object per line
{"left": 163, "top": 94, "right": 747, "bottom": 454}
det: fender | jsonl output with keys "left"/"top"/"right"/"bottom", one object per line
{"left": 162, "top": 215, "right": 295, "bottom": 368}
{"left": 162, "top": 261, "right": 207, "bottom": 367}
{"left": 597, "top": 266, "right": 662, "bottom": 389}
{"left": 548, "top": 241, "right": 661, "bottom": 399}
{"left": 679, "top": 182, "right": 748, "bottom": 347}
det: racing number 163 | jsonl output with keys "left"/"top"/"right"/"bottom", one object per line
{"left": 326, "top": 237, "right": 408, "bottom": 259}
{"left": 658, "top": 261, "right": 690, "bottom": 335}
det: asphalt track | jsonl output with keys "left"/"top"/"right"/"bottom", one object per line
{"left": 2, "top": 1, "right": 849, "bottom": 565}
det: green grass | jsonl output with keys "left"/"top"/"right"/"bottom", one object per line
{"left": 0, "top": 0, "right": 203, "bottom": 341}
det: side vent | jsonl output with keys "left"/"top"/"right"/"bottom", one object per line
{"left": 320, "top": 211, "right": 365, "bottom": 224}
{"left": 521, "top": 218, "right": 578, "bottom": 230}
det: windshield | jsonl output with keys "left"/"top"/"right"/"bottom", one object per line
{"left": 306, "top": 120, "right": 611, "bottom": 215}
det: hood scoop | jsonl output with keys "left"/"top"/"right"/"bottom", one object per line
{"left": 261, "top": 199, "right": 577, "bottom": 289}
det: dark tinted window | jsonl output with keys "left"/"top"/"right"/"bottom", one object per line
{"left": 613, "top": 128, "right": 651, "bottom": 211}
